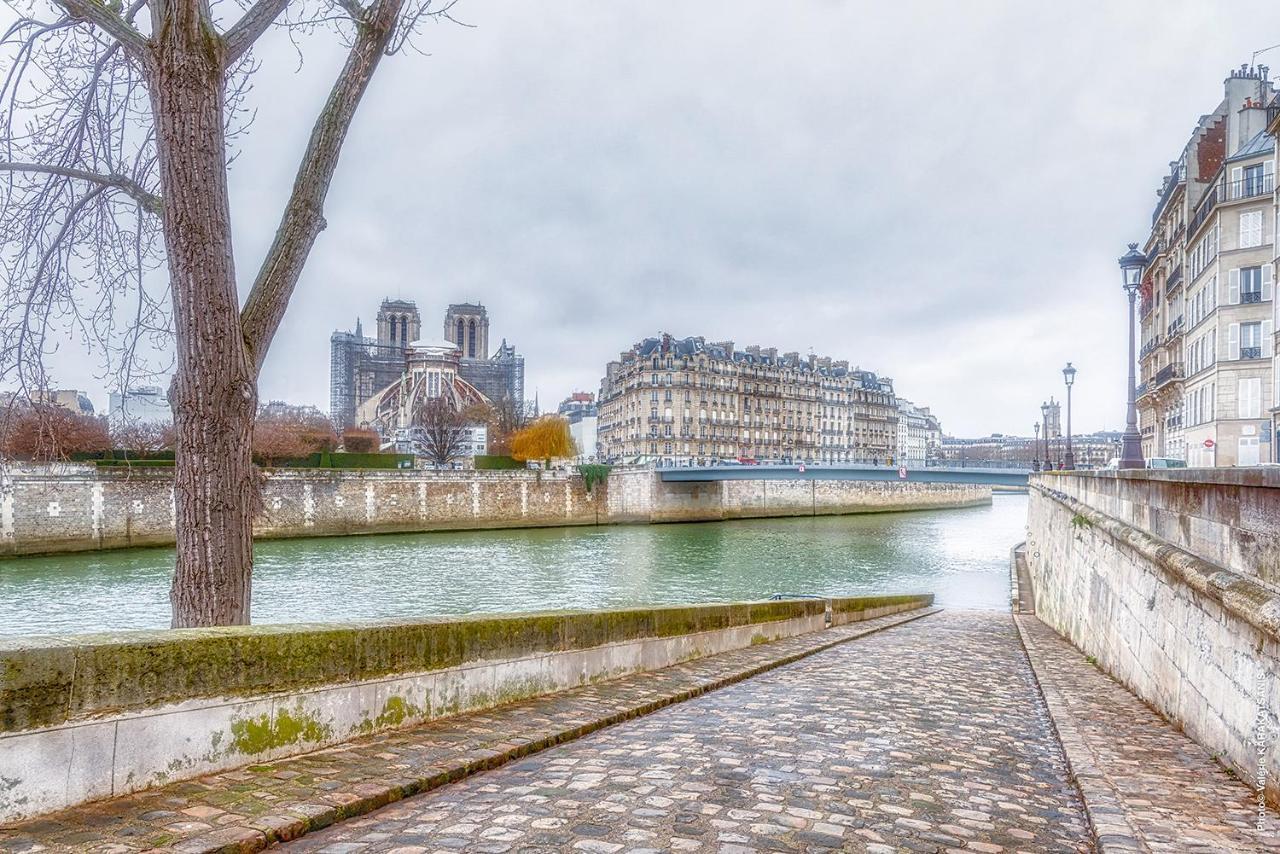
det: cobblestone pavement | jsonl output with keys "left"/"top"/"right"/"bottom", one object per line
{"left": 287, "top": 611, "right": 1094, "bottom": 853}
{"left": 1016, "top": 615, "right": 1279, "bottom": 852}
{"left": 0, "top": 608, "right": 935, "bottom": 854}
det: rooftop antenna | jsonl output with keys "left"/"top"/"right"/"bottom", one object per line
{"left": 1252, "top": 43, "right": 1280, "bottom": 64}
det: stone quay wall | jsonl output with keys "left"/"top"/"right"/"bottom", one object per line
{"left": 1026, "top": 469, "right": 1280, "bottom": 805}
{"left": 0, "top": 465, "right": 989, "bottom": 557}
{"left": 0, "top": 594, "right": 933, "bottom": 823}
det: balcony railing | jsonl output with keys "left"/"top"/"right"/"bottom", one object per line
{"left": 1189, "top": 172, "right": 1276, "bottom": 237}
{"left": 1140, "top": 334, "right": 1162, "bottom": 358}
{"left": 1241, "top": 346, "right": 1262, "bottom": 360}
{"left": 1154, "top": 362, "right": 1183, "bottom": 387}
{"left": 1135, "top": 381, "right": 1148, "bottom": 397}
{"left": 1242, "top": 290, "right": 1263, "bottom": 304}
{"left": 1167, "top": 316, "right": 1184, "bottom": 337}
{"left": 1165, "top": 265, "right": 1182, "bottom": 293}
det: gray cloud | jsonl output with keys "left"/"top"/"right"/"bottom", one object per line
{"left": 34, "top": 0, "right": 1278, "bottom": 436}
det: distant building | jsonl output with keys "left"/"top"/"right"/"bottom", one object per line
{"left": 330, "top": 300, "right": 421, "bottom": 428}
{"left": 331, "top": 299, "right": 525, "bottom": 428}
{"left": 942, "top": 431, "right": 1122, "bottom": 469}
{"left": 895, "top": 399, "right": 932, "bottom": 463}
{"left": 558, "top": 392, "right": 599, "bottom": 460}
{"left": 597, "top": 333, "right": 901, "bottom": 465}
{"left": 5, "top": 389, "right": 96, "bottom": 418}
{"left": 108, "top": 386, "right": 168, "bottom": 430}
{"left": 258, "top": 400, "right": 327, "bottom": 421}
{"left": 1040, "top": 398, "right": 1061, "bottom": 439}
{"left": 355, "top": 339, "right": 486, "bottom": 432}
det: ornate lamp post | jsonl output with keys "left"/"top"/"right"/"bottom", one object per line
{"left": 1040, "top": 400, "right": 1052, "bottom": 469}
{"left": 1118, "top": 243, "right": 1147, "bottom": 469}
{"left": 1062, "top": 363, "right": 1077, "bottom": 470}
{"left": 1033, "top": 422, "right": 1041, "bottom": 471}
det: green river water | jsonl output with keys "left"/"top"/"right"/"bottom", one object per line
{"left": 0, "top": 494, "right": 1026, "bottom": 636}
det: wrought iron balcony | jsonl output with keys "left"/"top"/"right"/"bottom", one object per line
{"left": 1189, "top": 172, "right": 1276, "bottom": 236}
{"left": 1165, "top": 266, "right": 1182, "bottom": 293}
{"left": 1166, "top": 316, "right": 1184, "bottom": 337}
{"left": 1241, "top": 346, "right": 1262, "bottom": 360}
{"left": 1140, "top": 334, "right": 1162, "bottom": 358}
{"left": 1153, "top": 362, "right": 1183, "bottom": 387}
{"left": 1135, "top": 381, "right": 1148, "bottom": 397}
{"left": 1242, "top": 290, "right": 1263, "bottom": 304}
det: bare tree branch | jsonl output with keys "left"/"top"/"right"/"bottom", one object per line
{"left": 0, "top": 161, "right": 161, "bottom": 214}
{"left": 52, "top": 0, "right": 150, "bottom": 54}
{"left": 223, "top": 0, "right": 293, "bottom": 65}
{"left": 238, "top": 0, "right": 405, "bottom": 374}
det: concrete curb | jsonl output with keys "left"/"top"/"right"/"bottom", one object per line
{"left": 1011, "top": 613, "right": 1148, "bottom": 853}
{"left": 150, "top": 606, "right": 943, "bottom": 854}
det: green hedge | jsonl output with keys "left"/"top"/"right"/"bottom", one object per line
{"left": 72, "top": 450, "right": 175, "bottom": 461}
{"left": 92, "top": 458, "right": 174, "bottom": 468}
{"left": 269, "top": 452, "right": 413, "bottom": 469}
{"left": 88, "top": 452, "right": 413, "bottom": 469}
{"left": 474, "top": 455, "right": 524, "bottom": 470}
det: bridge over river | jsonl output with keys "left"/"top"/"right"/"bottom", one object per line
{"left": 658, "top": 461, "right": 1033, "bottom": 487}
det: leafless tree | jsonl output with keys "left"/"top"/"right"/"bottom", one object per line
{"left": 413, "top": 395, "right": 467, "bottom": 466}
{"left": 1, "top": 0, "right": 464, "bottom": 626}
{"left": 486, "top": 393, "right": 528, "bottom": 455}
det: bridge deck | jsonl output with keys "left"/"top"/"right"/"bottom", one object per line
{"left": 657, "top": 463, "right": 1032, "bottom": 486}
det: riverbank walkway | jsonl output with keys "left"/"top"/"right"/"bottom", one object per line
{"left": 1, "top": 609, "right": 1275, "bottom": 853}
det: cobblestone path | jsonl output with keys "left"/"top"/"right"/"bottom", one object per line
{"left": 1016, "top": 615, "right": 1279, "bottom": 852}
{"left": 288, "top": 611, "right": 1093, "bottom": 853}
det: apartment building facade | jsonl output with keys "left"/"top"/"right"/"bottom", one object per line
{"left": 1137, "top": 65, "right": 1276, "bottom": 467}
{"left": 597, "top": 334, "right": 901, "bottom": 465}
{"left": 1269, "top": 96, "right": 1280, "bottom": 460}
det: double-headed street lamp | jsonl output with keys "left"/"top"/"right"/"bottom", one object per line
{"left": 1062, "top": 363, "right": 1076, "bottom": 470}
{"left": 1118, "top": 244, "right": 1147, "bottom": 469}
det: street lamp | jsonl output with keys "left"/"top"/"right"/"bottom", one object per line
{"left": 1033, "top": 422, "right": 1041, "bottom": 471}
{"left": 1040, "top": 400, "right": 1052, "bottom": 469}
{"left": 1062, "top": 363, "right": 1077, "bottom": 470}
{"left": 1118, "top": 243, "right": 1147, "bottom": 470}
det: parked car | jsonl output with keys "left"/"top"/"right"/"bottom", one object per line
{"left": 737, "top": 457, "right": 760, "bottom": 465}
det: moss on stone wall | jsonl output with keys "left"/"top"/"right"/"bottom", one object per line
{"left": 0, "top": 597, "right": 842, "bottom": 733}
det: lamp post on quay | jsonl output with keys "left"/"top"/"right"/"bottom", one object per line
{"left": 1040, "top": 400, "right": 1052, "bottom": 469}
{"left": 1033, "top": 422, "right": 1041, "bottom": 471}
{"left": 1062, "top": 363, "right": 1077, "bottom": 470}
{"left": 1118, "top": 243, "right": 1147, "bottom": 469}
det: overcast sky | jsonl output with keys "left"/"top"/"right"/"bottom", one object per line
{"left": 36, "top": 1, "right": 1280, "bottom": 436}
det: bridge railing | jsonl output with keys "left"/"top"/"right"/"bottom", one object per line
{"left": 650, "top": 458, "right": 1032, "bottom": 471}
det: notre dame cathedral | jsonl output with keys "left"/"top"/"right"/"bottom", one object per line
{"left": 329, "top": 299, "right": 525, "bottom": 428}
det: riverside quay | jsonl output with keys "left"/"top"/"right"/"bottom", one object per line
{"left": 0, "top": 465, "right": 1277, "bottom": 853}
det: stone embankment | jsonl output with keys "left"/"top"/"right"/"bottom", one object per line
{"left": 1026, "top": 468, "right": 1280, "bottom": 809}
{"left": 0, "top": 593, "right": 932, "bottom": 824}
{"left": 0, "top": 464, "right": 990, "bottom": 556}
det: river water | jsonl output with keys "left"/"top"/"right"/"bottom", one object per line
{"left": 0, "top": 494, "right": 1027, "bottom": 636}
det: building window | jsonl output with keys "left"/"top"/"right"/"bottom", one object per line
{"left": 1240, "top": 322, "right": 1263, "bottom": 360}
{"left": 1239, "top": 210, "right": 1263, "bottom": 249}
{"left": 1238, "top": 378, "right": 1261, "bottom": 419}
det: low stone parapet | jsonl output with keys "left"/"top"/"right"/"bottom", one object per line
{"left": 1027, "top": 470, "right": 1280, "bottom": 808}
{"left": 0, "top": 593, "right": 933, "bottom": 824}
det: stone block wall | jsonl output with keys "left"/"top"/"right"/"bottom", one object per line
{"left": 1, "top": 465, "right": 986, "bottom": 557}
{"left": 0, "top": 595, "right": 933, "bottom": 823}
{"left": 1027, "top": 470, "right": 1280, "bottom": 806}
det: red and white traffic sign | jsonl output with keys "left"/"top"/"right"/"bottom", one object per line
{"left": 1203, "top": 438, "right": 1215, "bottom": 449}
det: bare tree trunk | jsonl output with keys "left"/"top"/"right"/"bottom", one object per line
{"left": 149, "top": 4, "right": 257, "bottom": 627}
